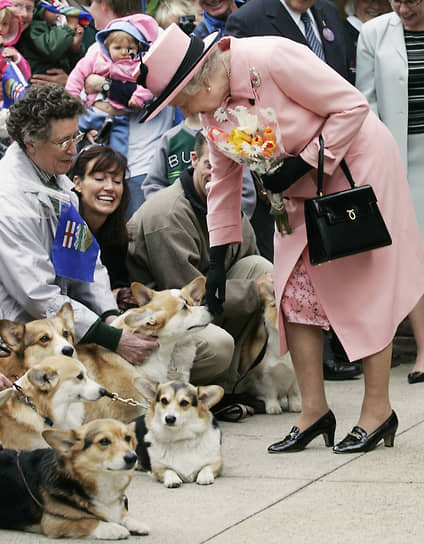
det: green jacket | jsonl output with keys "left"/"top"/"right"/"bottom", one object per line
{"left": 17, "top": 5, "right": 85, "bottom": 75}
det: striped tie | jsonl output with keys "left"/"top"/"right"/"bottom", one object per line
{"left": 301, "top": 12, "right": 325, "bottom": 61}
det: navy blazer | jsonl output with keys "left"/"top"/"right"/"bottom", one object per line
{"left": 225, "top": 0, "right": 348, "bottom": 80}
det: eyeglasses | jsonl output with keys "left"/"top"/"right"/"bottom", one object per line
{"left": 391, "top": 0, "right": 423, "bottom": 7}
{"left": 50, "top": 132, "right": 85, "bottom": 151}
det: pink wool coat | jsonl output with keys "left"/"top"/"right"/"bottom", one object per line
{"left": 202, "top": 36, "right": 424, "bottom": 362}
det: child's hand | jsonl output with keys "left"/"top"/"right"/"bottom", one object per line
{"left": 71, "top": 24, "right": 84, "bottom": 53}
{"left": 128, "top": 97, "right": 138, "bottom": 108}
{"left": 2, "top": 47, "right": 18, "bottom": 62}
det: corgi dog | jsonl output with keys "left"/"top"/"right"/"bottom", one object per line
{"left": 135, "top": 380, "right": 224, "bottom": 488}
{"left": 238, "top": 276, "right": 302, "bottom": 414}
{"left": 0, "top": 418, "right": 149, "bottom": 539}
{"left": 111, "top": 277, "right": 213, "bottom": 384}
{"left": 0, "top": 355, "right": 107, "bottom": 450}
{"left": 0, "top": 303, "right": 76, "bottom": 380}
{"left": 0, "top": 277, "right": 213, "bottom": 423}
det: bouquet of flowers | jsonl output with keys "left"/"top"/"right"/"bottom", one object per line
{"left": 207, "top": 105, "right": 291, "bottom": 235}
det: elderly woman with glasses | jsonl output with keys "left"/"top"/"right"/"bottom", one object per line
{"left": 0, "top": 84, "right": 158, "bottom": 365}
{"left": 356, "top": 0, "right": 424, "bottom": 385}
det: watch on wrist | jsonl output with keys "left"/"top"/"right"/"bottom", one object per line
{"left": 101, "top": 77, "right": 112, "bottom": 96}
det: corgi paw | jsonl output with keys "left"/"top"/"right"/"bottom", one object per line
{"left": 91, "top": 521, "right": 130, "bottom": 540}
{"left": 123, "top": 516, "right": 149, "bottom": 535}
{"left": 196, "top": 466, "right": 215, "bottom": 485}
{"left": 265, "top": 399, "right": 283, "bottom": 414}
{"left": 164, "top": 469, "right": 183, "bottom": 488}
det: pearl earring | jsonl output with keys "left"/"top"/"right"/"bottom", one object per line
{"left": 207, "top": 86, "right": 211, "bottom": 92}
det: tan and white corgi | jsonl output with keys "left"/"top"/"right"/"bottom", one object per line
{"left": 0, "top": 418, "right": 149, "bottom": 539}
{"left": 111, "top": 277, "right": 213, "bottom": 384}
{"left": 135, "top": 380, "right": 224, "bottom": 488}
{"left": 0, "top": 355, "right": 106, "bottom": 450}
{"left": 238, "top": 276, "right": 302, "bottom": 414}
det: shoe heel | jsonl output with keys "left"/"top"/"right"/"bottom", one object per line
{"left": 383, "top": 431, "right": 395, "bottom": 447}
{"left": 323, "top": 428, "right": 335, "bottom": 447}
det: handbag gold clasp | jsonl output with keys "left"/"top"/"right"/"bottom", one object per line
{"left": 347, "top": 209, "right": 356, "bottom": 220}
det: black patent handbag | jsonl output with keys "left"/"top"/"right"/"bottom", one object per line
{"left": 304, "top": 135, "right": 392, "bottom": 265}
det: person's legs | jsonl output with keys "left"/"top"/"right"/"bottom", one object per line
{"left": 284, "top": 320, "right": 329, "bottom": 431}
{"left": 357, "top": 342, "right": 393, "bottom": 433}
{"left": 333, "top": 341, "right": 396, "bottom": 453}
{"left": 408, "top": 294, "right": 424, "bottom": 374}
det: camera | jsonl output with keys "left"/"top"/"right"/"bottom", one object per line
{"left": 178, "top": 14, "right": 196, "bottom": 35}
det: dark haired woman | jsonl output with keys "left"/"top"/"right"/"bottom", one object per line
{"left": 70, "top": 144, "right": 136, "bottom": 311}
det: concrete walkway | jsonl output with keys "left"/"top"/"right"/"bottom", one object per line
{"left": 3, "top": 361, "right": 424, "bottom": 544}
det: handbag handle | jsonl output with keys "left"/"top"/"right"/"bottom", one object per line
{"left": 317, "top": 134, "right": 356, "bottom": 196}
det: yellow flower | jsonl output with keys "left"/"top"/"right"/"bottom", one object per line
{"left": 263, "top": 126, "right": 276, "bottom": 143}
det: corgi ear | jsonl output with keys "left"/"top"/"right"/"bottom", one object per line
{"left": 26, "top": 367, "right": 59, "bottom": 391}
{"left": 57, "top": 302, "right": 75, "bottom": 335}
{"left": 124, "top": 310, "right": 166, "bottom": 332}
{"left": 197, "top": 385, "right": 224, "bottom": 409}
{"left": 0, "top": 388, "right": 13, "bottom": 407}
{"left": 131, "top": 282, "right": 156, "bottom": 307}
{"left": 0, "top": 320, "right": 25, "bottom": 354}
{"left": 135, "top": 378, "right": 157, "bottom": 402}
{"left": 42, "top": 428, "right": 80, "bottom": 453}
{"left": 182, "top": 276, "right": 206, "bottom": 306}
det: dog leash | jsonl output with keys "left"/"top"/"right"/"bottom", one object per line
{"left": 212, "top": 330, "right": 268, "bottom": 422}
{"left": 102, "top": 389, "right": 150, "bottom": 410}
{"left": 15, "top": 450, "right": 109, "bottom": 523}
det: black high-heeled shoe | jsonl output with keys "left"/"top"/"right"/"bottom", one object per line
{"left": 333, "top": 410, "right": 398, "bottom": 454}
{"left": 267, "top": 410, "right": 336, "bottom": 453}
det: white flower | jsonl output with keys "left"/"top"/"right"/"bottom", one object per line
{"left": 241, "top": 141, "right": 261, "bottom": 158}
{"left": 214, "top": 107, "right": 228, "bottom": 122}
{"left": 261, "top": 107, "right": 277, "bottom": 122}
{"left": 229, "top": 106, "right": 258, "bottom": 135}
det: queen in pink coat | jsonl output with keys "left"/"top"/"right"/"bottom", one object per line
{"left": 138, "top": 24, "right": 424, "bottom": 454}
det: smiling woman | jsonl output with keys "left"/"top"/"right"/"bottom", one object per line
{"left": 70, "top": 144, "right": 136, "bottom": 311}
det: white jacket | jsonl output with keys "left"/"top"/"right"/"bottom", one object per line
{"left": 0, "top": 142, "right": 117, "bottom": 341}
{"left": 356, "top": 12, "right": 409, "bottom": 170}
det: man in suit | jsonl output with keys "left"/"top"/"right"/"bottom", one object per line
{"left": 226, "top": 0, "right": 348, "bottom": 78}
{"left": 226, "top": 0, "right": 362, "bottom": 381}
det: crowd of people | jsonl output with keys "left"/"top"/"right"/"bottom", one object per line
{"left": 0, "top": 0, "right": 423, "bottom": 456}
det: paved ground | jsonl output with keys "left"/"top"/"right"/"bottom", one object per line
{"left": 2, "top": 359, "right": 424, "bottom": 544}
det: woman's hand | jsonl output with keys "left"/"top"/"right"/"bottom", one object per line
{"left": 31, "top": 68, "right": 68, "bottom": 88}
{"left": 262, "top": 156, "right": 313, "bottom": 193}
{"left": 115, "top": 330, "right": 159, "bottom": 366}
{"left": 206, "top": 244, "right": 228, "bottom": 315}
{"left": 84, "top": 74, "right": 104, "bottom": 94}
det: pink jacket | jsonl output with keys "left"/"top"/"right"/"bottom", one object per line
{"left": 66, "top": 51, "right": 151, "bottom": 109}
{"left": 202, "top": 36, "right": 424, "bottom": 361}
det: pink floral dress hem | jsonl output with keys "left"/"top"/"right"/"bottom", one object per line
{"left": 281, "top": 257, "right": 330, "bottom": 330}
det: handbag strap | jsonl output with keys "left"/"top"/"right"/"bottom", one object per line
{"left": 317, "top": 134, "right": 355, "bottom": 196}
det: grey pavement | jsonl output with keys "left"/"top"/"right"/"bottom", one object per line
{"left": 2, "top": 359, "right": 424, "bottom": 544}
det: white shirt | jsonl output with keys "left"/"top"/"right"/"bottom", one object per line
{"left": 280, "top": 0, "right": 324, "bottom": 46}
